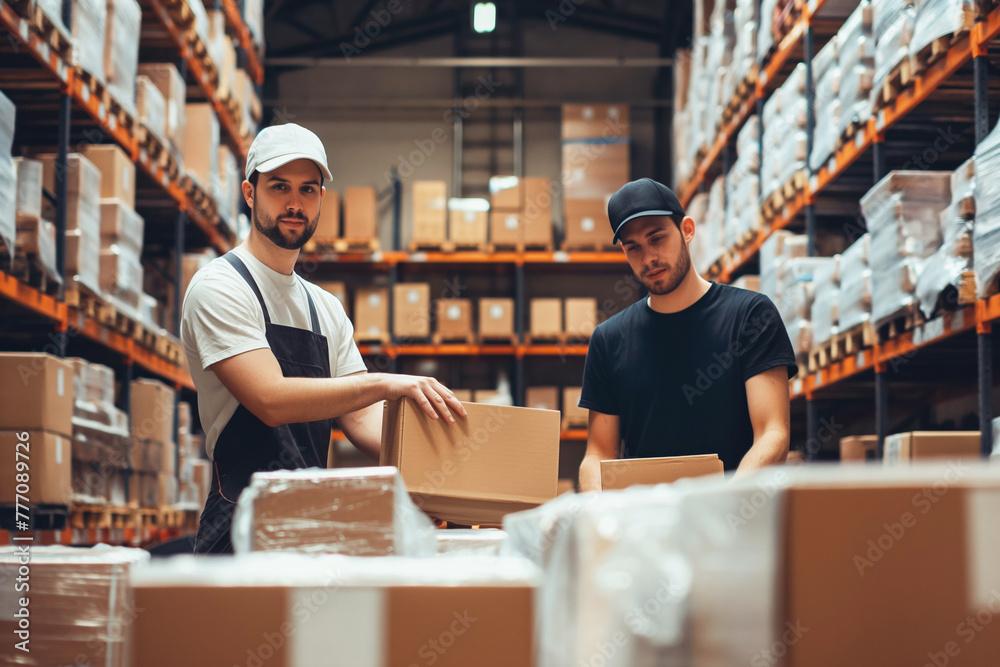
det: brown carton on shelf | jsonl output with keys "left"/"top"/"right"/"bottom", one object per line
{"left": 380, "top": 398, "right": 560, "bottom": 525}
{"left": 316, "top": 281, "right": 347, "bottom": 310}
{"left": 129, "top": 471, "right": 159, "bottom": 508}
{"left": 14, "top": 157, "right": 43, "bottom": 222}
{"left": 883, "top": 431, "right": 981, "bottom": 464}
{"left": 601, "top": 453, "right": 724, "bottom": 490}
{"left": 130, "top": 378, "right": 176, "bottom": 445}
{"left": 452, "top": 389, "right": 473, "bottom": 402}
{"left": 158, "top": 472, "right": 178, "bottom": 507}
{"left": 561, "top": 142, "right": 630, "bottom": 200}
{"left": 489, "top": 175, "right": 522, "bottom": 211}
{"left": 0, "top": 353, "right": 74, "bottom": 438}
{"left": 81, "top": 144, "right": 136, "bottom": 209}
{"left": 530, "top": 298, "right": 563, "bottom": 337}
{"left": 343, "top": 186, "right": 377, "bottom": 240}
{"left": 526, "top": 386, "right": 559, "bottom": 411}
{"left": 447, "top": 198, "right": 489, "bottom": 246}
{"left": 413, "top": 181, "right": 448, "bottom": 241}
{"left": 562, "top": 387, "right": 587, "bottom": 429}
{"left": 436, "top": 299, "right": 473, "bottom": 340}
{"left": 840, "top": 435, "right": 878, "bottom": 461}
{"left": 490, "top": 211, "right": 521, "bottom": 247}
{"left": 732, "top": 275, "right": 761, "bottom": 292}
{"left": 182, "top": 103, "right": 219, "bottom": 192}
{"left": 0, "top": 431, "right": 71, "bottom": 505}
{"left": 561, "top": 104, "right": 630, "bottom": 140}
{"left": 473, "top": 389, "right": 501, "bottom": 403}
{"left": 564, "top": 297, "right": 598, "bottom": 339}
{"left": 393, "top": 283, "right": 431, "bottom": 339}
{"left": 522, "top": 177, "right": 553, "bottom": 246}
{"left": 160, "top": 439, "right": 177, "bottom": 475}
{"left": 478, "top": 298, "right": 514, "bottom": 340}
{"left": 564, "top": 198, "right": 612, "bottom": 248}
{"left": 313, "top": 189, "right": 340, "bottom": 244}
{"left": 137, "top": 63, "right": 186, "bottom": 151}
{"left": 354, "top": 287, "right": 389, "bottom": 342}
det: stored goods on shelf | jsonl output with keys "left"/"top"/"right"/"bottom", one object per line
{"left": 436, "top": 528, "right": 508, "bottom": 556}
{"left": 183, "top": 103, "right": 221, "bottom": 201}
{"left": 489, "top": 174, "right": 522, "bottom": 210}
{"left": 600, "top": 453, "right": 724, "bottom": 490}
{"left": 561, "top": 104, "right": 629, "bottom": 140}
{"left": 353, "top": 286, "right": 390, "bottom": 343}
{"left": 243, "top": 0, "right": 265, "bottom": 54}
{"left": 810, "top": 255, "right": 842, "bottom": 346}
{"left": 82, "top": 143, "right": 136, "bottom": 209}
{"left": 910, "top": 0, "right": 975, "bottom": 66}
{"left": 837, "top": 233, "right": 874, "bottom": 332}
{"left": 392, "top": 282, "right": 431, "bottom": 339}
{"left": 130, "top": 377, "right": 176, "bottom": 446}
{"left": 447, "top": 197, "right": 488, "bottom": 247}
{"left": 840, "top": 434, "right": 879, "bottom": 460}
{"left": 316, "top": 280, "right": 347, "bottom": 309}
{"left": 761, "top": 64, "right": 808, "bottom": 204}
{"left": 526, "top": 386, "right": 559, "bottom": 411}
{"left": 561, "top": 386, "right": 586, "bottom": 430}
{"left": 725, "top": 115, "right": 761, "bottom": 248}
{"left": 0, "top": 352, "right": 74, "bottom": 438}
{"left": 883, "top": 430, "right": 981, "bottom": 462}
{"left": 974, "top": 119, "right": 1000, "bottom": 297}
{"left": 308, "top": 189, "right": 340, "bottom": 246}
{"left": 71, "top": 0, "right": 107, "bottom": 85}
{"left": 478, "top": 298, "right": 515, "bottom": 341}
{"left": 217, "top": 144, "right": 241, "bottom": 234}
{"left": 838, "top": 1, "right": 875, "bottom": 140}
{"left": 811, "top": 37, "right": 842, "bottom": 171}
{"left": 103, "top": 0, "right": 141, "bottom": 117}
{"left": 135, "top": 75, "right": 166, "bottom": 145}
{"left": 137, "top": 64, "right": 187, "bottom": 155}
{"left": 70, "top": 359, "right": 129, "bottom": 505}
{"left": 563, "top": 197, "right": 612, "bottom": 248}
{"left": 435, "top": 298, "right": 473, "bottom": 342}
{"left": 529, "top": 297, "right": 563, "bottom": 339}
{"left": 411, "top": 180, "right": 448, "bottom": 243}
{"left": 13, "top": 157, "right": 42, "bottom": 223}
{"left": 563, "top": 297, "right": 597, "bottom": 340}
{"left": 870, "top": 0, "right": 917, "bottom": 109}
{"left": 344, "top": 185, "right": 378, "bottom": 241}
{"left": 0, "top": 91, "right": 16, "bottom": 260}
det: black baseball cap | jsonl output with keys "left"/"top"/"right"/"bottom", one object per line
{"left": 607, "top": 178, "right": 686, "bottom": 243}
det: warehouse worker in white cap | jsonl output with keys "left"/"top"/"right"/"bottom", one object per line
{"left": 182, "top": 123, "right": 466, "bottom": 553}
{"left": 577, "top": 178, "right": 797, "bottom": 491}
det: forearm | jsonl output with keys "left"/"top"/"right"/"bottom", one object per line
{"left": 341, "top": 401, "right": 383, "bottom": 461}
{"left": 264, "top": 373, "right": 388, "bottom": 427}
{"left": 578, "top": 452, "right": 605, "bottom": 492}
{"left": 733, "top": 428, "right": 789, "bottom": 479}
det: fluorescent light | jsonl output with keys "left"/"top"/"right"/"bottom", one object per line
{"left": 473, "top": 2, "right": 496, "bottom": 33}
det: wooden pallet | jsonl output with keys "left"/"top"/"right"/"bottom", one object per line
{"left": 28, "top": 1, "right": 72, "bottom": 58}
{"left": 839, "top": 320, "right": 879, "bottom": 356}
{"left": 334, "top": 238, "right": 380, "bottom": 253}
{"left": 8, "top": 250, "right": 62, "bottom": 296}
{"left": 160, "top": 507, "right": 185, "bottom": 528}
{"left": 877, "top": 301, "right": 925, "bottom": 343}
{"left": 523, "top": 332, "right": 567, "bottom": 345}
{"left": 107, "top": 93, "right": 136, "bottom": 137}
{"left": 489, "top": 242, "right": 554, "bottom": 253}
{"left": 75, "top": 67, "right": 112, "bottom": 112}
{"left": 561, "top": 241, "right": 618, "bottom": 253}
{"left": 130, "top": 508, "right": 162, "bottom": 531}
{"left": 410, "top": 239, "right": 456, "bottom": 253}
{"left": 72, "top": 504, "right": 131, "bottom": 530}
{"left": 874, "top": 60, "right": 907, "bottom": 112}
{"left": 153, "top": 333, "right": 184, "bottom": 364}
{"left": 477, "top": 334, "right": 519, "bottom": 346}
{"left": 907, "top": 25, "right": 973, "bottom": 81}
{"left": 0, "top": 502, "right": 69, "bottom": 531}
{"left": 932, "top": 270, "right": 978, "bottom": 314}
{"left": 835, "top": 119, "right": 864, "bottom": 151}
{"left": 162, "top": 0, "right": 195, "bottom": 28}
{"left": 65, "top": 281, "right": 104, "bottom": 318}
{"left": 431, "top": 332, "right": 477, "bottom": 345}
{"left": 720, "top": 68, "right": 759, "bottom": 128}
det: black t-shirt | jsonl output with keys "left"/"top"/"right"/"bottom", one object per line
{"left": 579, "top": 282, "right": 798, "bottom": 470}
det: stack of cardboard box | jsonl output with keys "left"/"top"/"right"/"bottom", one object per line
{"left": 70, "top": 0, "right": 107, "bottom": 87}
{"left": 412, "top": 180, "right": 448, "bottom": 247}
{"left": 434, "top": 299, "right": 474, "bottom": 344}
{"left": 343, "top": 186, "right": 378, "bottom": 243}
{"left": 313, "top": 189, "right": 341, "bottom": 245}
{"left": 561, "top": 104, "right": 630, "bottom": 250}
{"left": 489, "top": 176, "right": 553, "bottom": 250}
{"left": 176, "top": 402, "right": 210, "bottom": 510}
{"left": 393, "top": 283, "right": 431, "bottom": 340}
{"left": 13, "top": 157, "right": 58, "bottom": 282}
{"left": 183, "top": 103, "right": 221, "bottom": 204}
{"left": 448, "top": 197, "right": 489, "bottom": 248}
{"left": 528, "top": 297, "right": 598, "bottom": 342}
{"left": 137, "top": 63, "right": 187, "bottom": 170}
{"left": 68, "top": 358, "right": 130, "bottom": 506}
{"left": 353, "top": 287, "right": 390, "bottom": 344}
{"left": 130, "top": 378, "right": 178, "bottom": 508}
{"left": 103, "top": 0, "right": 141, "bottom": 116}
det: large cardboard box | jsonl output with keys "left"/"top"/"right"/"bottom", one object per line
{"left": 130, "top": 378, "right": 176, "bottom": 445}
{"left": 478, "top": 298, "right": 514, "bottom": 340}
{"left": 316, "top": 281, "right": 347, "bottom": 309}
{"left": 129, "top": 471, "right": 159, "bottom": 508}
{"left": 600, "top": 454, "right": 724, "bottom": 490}
{"left": 884, "top": 431, "right": 981, "bottom": 464}
{"left": 564, "top": 297, "right": 598, "bottom": 339}
{"left": 561, "top": 104, "right": 630, "bottom": 140}
{"left": 436, "top": 299, "right": 473, "bottom": 340}
{"left": 380, "top": 398, "right": 560, "bottom": 524}
{"left": 158, "top": 472, "right": 177, "bottom": 507}
{"left": 840, "top": 435, "right": 878, "bottom": 461}
{"left": 313, "top": 189, "right": 340, "bottom": 244}
{"left": 452, "top": 389, "right": 473, "bottom": 402}
{"left": 14, "top": 157, "right": 43, "bottom": 222}
{"left": 448, "top": 198, "right": 489, "bottom": 246}
{"left": 413, "top": 181, "right": 448, "bottom": 241}
{"left": 0, "top": 353, "right": 74, "bottom": 438}
{"left": 530, "top": 298, "right": 563, "bottom": 337}
{"left": 393, "top": 283, "right": 431, "bottom": 339}
{"left": 132, "top": 560, "right": 535, "bottom": 667}
{"left": 182, "top": 103, "right": 219, "bottom": 191}
{"left": 525, "top": 386, "right": 559, "bottom": 411}
{"left": 354, "top": 287, "right": 389, "bottom": 342}
{"left": 521, "top": 177, "right": 553, "bottom": 245}
{"left": 489, "top": 211, "right": 521, "bottom": 247}
{"left": 81, "top": 144, "right": 136, "bottom": 209}
{"left": 562, "top": 387, "right": 587, "bottom": 429}
{"left": 489, "top": 176, "right": 522, "bottom": 211}
{"left": 564, "top": 198, "right": 613, "bottom": 248}
{"left": 137, "top": 63, "right": 186, "bottom": 150}
{"left": 561, "top": 142, "right": 630, "bottom": 200}
{"left": 344, "top": 186, "right": 377, "bottom": 240}
{"left": 0, "top": 430, "right": 71, "bottom": 505}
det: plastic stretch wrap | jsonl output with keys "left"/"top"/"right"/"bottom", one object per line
{"left": 839, "top": 63, "right": 875, "bottom": 136}
{"left": 43, "top": 154, "right": 102, "bottom": 295}
{"left": 871, "top": 6, "right": 916, "bottom": 109}
{"left": 686, "top": 192, "right": 711, "bottom": 273}
{"left": 873, "top": 0, "right": 913, "bottom": 41}
{"left": 785, "top": 317, "right": 813, "bottom": 356}
{"left": 0, "top": 545, "right": 149, "bottom": 667}
{"left": 15, "top": 219, "right": 59, "bottom": 280}
{"left": 35, "top": 0, "right": 70, "bottom": 36}
{"left": 71, "top": 0, "right": 107, "bottom": 83}
{"left": 811, "top": 68, "right": 842, "bottom": 171}
{"left": 778, "top": 257, "right": 830, "bottom": 294}
{"left": 916, "top": 159, "right": 974, "bottom": 316}
{"left": 910, "top": 0, "right": 974, "bottom": 60}
{"left": 736, "top": 115, "right": 760, "bottom": 160}
{"left": 0, "top": 92, "right": 13, "bottom": 260}
{"left": 137, "top": 64, "right": 186, "bottom": 151}
{"left": 14, "top": 157, "right": 43, "bottom": 222}
{"left": 436, "top": 529, "right": 508, "bottom": 556}
{"left": 759, "top": 231, "right": 795, "bottom": 300}
{"left": 975, "top": 119, "right": 1000, "bottom": 297}
{"left": 103, "top": 0, "right": 141, "bottom": 116}
{"left": 692, "top": 177, "right": 726, "bottom": 276}
{"left": 811, "top": 286, "right": 840, "bottom": 344}
{"left": 815, "top": 35, "right": 840, "bottom": 82}
{"left": 503, "top": 486, "right": 694, "bottom": 667}
{"left": 188, "top": 0, "right": 210, "bottom": 44}
{"left": 244, "top": 0, "right": 265, "bottom": 54}
{"left": 838, "top": 234, "right": 873, "bottom": 330}
{"left": 99, "top": 200, "right": 144, "bottom": 256}
{"left": 99, "top": 246, "right": 143, "bottom": 305}
{"left": 758, "top": 0, "right": 779, "bottom": 57}
{"left": 232, "top": 467, "right": 438, "bottom": 557}
{"left": 776, "top": 280, "right": 814, "bottom": 325}
{"left": 135, "top": 76, "right": 166, "bottom": 145}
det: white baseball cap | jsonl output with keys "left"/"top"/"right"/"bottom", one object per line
{"left": 245, "top": 123, "right": 333, "bottom": 182}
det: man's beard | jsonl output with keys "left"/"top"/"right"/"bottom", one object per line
{"left": 639, "top": 239, "right": 692, "bottom": 296}
{"left": 253, "top": 199, "right": 319, "bottom": 250}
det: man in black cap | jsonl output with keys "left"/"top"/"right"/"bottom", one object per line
{"left": 578, "top": 178, "right": 798, "bottom": 490}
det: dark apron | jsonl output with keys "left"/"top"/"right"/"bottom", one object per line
{"left": 193, "top": 252, "right": 333, "bottom": 554}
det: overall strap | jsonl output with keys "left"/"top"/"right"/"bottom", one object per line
{"left": 223, "top": 253, "right": 271, "bottom": 324}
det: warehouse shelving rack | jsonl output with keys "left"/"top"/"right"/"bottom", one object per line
{"left": 0, "top": 0, "right": 263, "bottom": 546}
{"left": 675, "top": 0, "right": 1000, "bottom": 459}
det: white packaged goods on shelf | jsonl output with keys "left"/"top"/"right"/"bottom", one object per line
{"left": 244, "top": 0, "right": 265, "bottom": 54}
{"left": 699, "top": 176, "right": 728, "bottom": 274}
{"left": 14, "top": 157, "right": 43, "bottom": 222}
{"left": 137, "top": 64, "right": 186, "bottom": 152}
{"left": 815, "top": 34, "right": 840, "bottom": 82}
{"left": 0, "top": 91, "right": 14, "bottom": 260}
{"left": 871, "top": 2, "right": 917, "bottom": 109}
{"left": 99, "top": 199, "right": 144, "bottom": 256}
{"left": 217, "top": 144, "right": 240, "bottom": 233}
{"left": 103, "top": 0, "right": 141, "bottom": 117}
{"left": 35, "top": 0, "right": 70, "bottom": 36}
{"left": 910, "top": 0, "right": 975, "bottom": 61}
{"left": 917, "top": 158, "right": 975, "bottom": 317}
{"left": 71, "top": 0, "right": 108, "bottom": 84}
{"left": 0, "top": 546, "right": 149, "bottom": 667}
{"left": 206, "top": 10, "right": 226, "bottom": 77}
{"left": 759, "top": 230, "right": 797, "bottom": 299}
{"left": 436, "top": 529, "right": 508, "bottom": 556}
{"left": 135, "top": 75, "right": 166, "bottom": 145}
{"left": 758, "top": 0, "right": 779, "bottom": 58}
{"left": 188, "top": 0, "right": 210, "bottom": 44}
{"left": 975, "top": 118, "right": 1000, "bottom": 297}
{"left": 812, "top": 285, "right": 840, "bottom": 344}
{"left": 839, "top": 234, "right": 874, "bottom": 330}
{"left": 231, "top": 467, "right": 437, "bottom": 556}
{"left": 811, "top": 67, "right": 843, "bottom": 171}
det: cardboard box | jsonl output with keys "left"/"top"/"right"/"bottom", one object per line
{"left": 99, "top": 200, "right": 144, "bottom": 253}
{"left": 158, "top": 472, "right": 177, "bottom": 507}
{"left": 883, "top": 431, "right": 981, "bottom": 464}
{"left": 160, "top": 439, "right": 176, "bottom": 475}
{"left": 478, "top": 298, "right": 514, "bottom": 340}
{"left": 557, "top": 479, "right": 576, "bottom": 495}
{"left": 732, "top": 275, "right": 761, "bottom": 292}
{"left": 72, "top": 459, "right": 107, "bottom": 503}
{"left": 561, "top": 104, "right": 630, "bottom": 140}
{"left": 564, "top": 298, "right": 598, "bottom": 339}
{"left": 562, "top": 387, "right": 587, "bottom": 429}
{"left": 413, "top": 181, "right": 448, "bottom": 241}
{"left": 343, "top": 186, "right": 377, "bottom": 240}
{"left": 137, "top": 64, "right": 186, "bottom": 149}
{"left": 473, "top": 390, "right": 501, "bottom": 403}
{"left": 183, "top": 104, "right": 219, "bottom": 192}
{"left": 313, "top": 190, "right": 340, "bottom": 244}
{"left": 564, "top": 198, "right": 612, "bottom": 248}
{"left": 600, "top": 454, "right": 724, "bottom": 490}
{"left": 0, "top": 353, "right": 74, "bottom": 438}
{"left": 526, "top": 387, "right": 559, "bottom": 411}
{"left": 448, "top": 198, "right": 489, "bottom": 246}
{"left": 316, "top": 281, "right": 347, "bottom": 309}
{"left": 129, "top": 471, "right": 159, "bottom": 508}
{"left": 354, "top": 287, "right": 389, "bottom": 342}
{"left": 380, "top": 398, "right": 560, "bottom": 524}
{"left": 489, "top": 176, "right": 522, "bottom": 211}
{"left": 452, "top": 389, "right": 473, "bottom": 402}
{"left": 561, "top": 142, "right": 630, "bottom": 200}
{"left": 530, "top": 298, "right": 563, "bottom": 337}
{"left": 15, "top": 219, "right": 56, "bottom": 271}
{"left": 81, "top": 144, "right": 136, "bottom": 209}
{"left": 14, "top": 157, "right": 43, "bottom": 222}
{"left": 0, "top": 430, "right": 71, "bottom": 505}
{"left": 393, "top": 283, "right": 431, "bottom": 339}
{"left": 189, "top": 459, "right": 211, "bottom": 507}
{"left": 436, "top": 299, "right": 473, "bottom": 340}
{"left": 840, "top": 435, "right": 878, "bottom": 461}
{"left": 135, "top": 75, "right": 166, "bottom": 144}
{"left": 130, "top": 439, "right": 163, "bottom": 474}
{"left": 130, "top": 378, "right": 176, "bottom": 445}
{"left": 490, "top": 211, "right": 521, "bottom": 247}
{"left": 522, "top": 177, "right": 553, "bottom": 246}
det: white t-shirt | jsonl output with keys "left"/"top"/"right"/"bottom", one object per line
{"left": 181, "top": 246, "right": 367, "bottom": 459}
